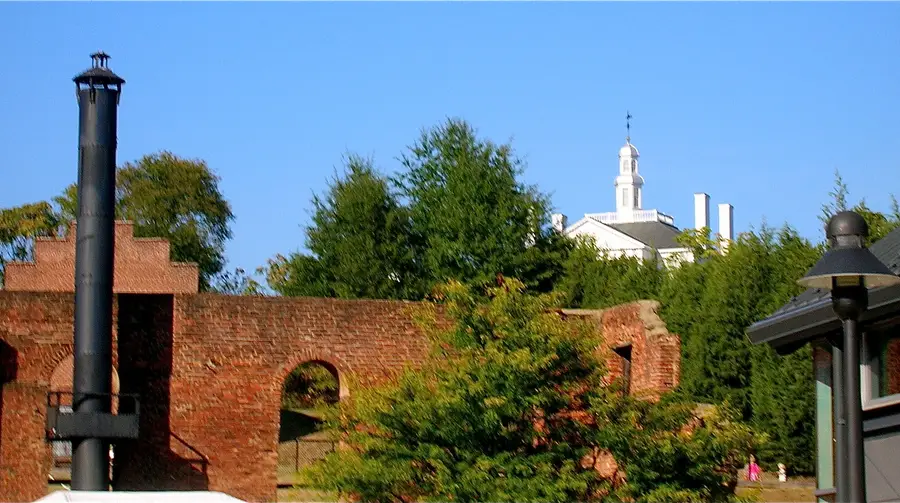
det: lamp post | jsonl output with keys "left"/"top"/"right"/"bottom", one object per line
{"left": 797, "top": 211, "right": 900, "bottom": 503}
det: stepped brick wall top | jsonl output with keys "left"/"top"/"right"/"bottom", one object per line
{"left": 3, "top": 221, "right": 199, "bottom": 294}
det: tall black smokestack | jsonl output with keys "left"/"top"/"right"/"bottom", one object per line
{"left": 71, "top": 51, "right": 124, "bottom": 491}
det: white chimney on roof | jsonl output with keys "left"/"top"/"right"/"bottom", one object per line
{"left": 718, "top": 203, "right": 734, "bottom": 251}
{"left": 551, "top": 213, "right": 568, "bottom": 233}
{"left": 694, "top": 193, "right": 710, "bottom": 231}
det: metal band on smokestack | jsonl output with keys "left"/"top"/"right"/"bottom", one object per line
{"left": 71, "top": 51, "right": 124, "bottom": 491}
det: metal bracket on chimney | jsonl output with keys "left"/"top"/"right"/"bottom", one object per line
{"left": 46, "top": 391, "right": 140, "bottom": 441}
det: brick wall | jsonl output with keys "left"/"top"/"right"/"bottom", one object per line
{"left": 0, "top": 292, "right": 75, "bottom": 502}
{"left": 3, "top": 221, "right": 199, "bottom": 294}
{"left": 564, "top": 300, "right": 681, "bottom": 400}
{"left": 0, "top": 223, "right": 682, "bottom": 502}
{"left": 886, "top": 337, "right": 900, "bottom": 396}
{"left": 0, "top": 291, "right": 682, "bottom": 502}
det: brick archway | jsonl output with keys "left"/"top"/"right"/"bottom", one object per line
{"left": 49, "top": 354, "right": 121, "bottom": 396}
{"left": 277, "top": 350, "right": 351, "bottom": 401}
{"left": 276, "top": 354, "right": 347, "bottom": 488}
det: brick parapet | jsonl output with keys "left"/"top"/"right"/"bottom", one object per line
{"left": 3, "top": 221, "right": 199, "bottom": 294}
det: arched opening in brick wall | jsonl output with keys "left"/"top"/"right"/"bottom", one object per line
{"left": 47, "top": 354, "right": 120, "bottom": 485}
{"left": 277, "top": 360, "right": 341, "bottom": 488}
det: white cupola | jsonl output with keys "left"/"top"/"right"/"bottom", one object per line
{"left": 615, "top": 136, "right": 644, "bottom": 213}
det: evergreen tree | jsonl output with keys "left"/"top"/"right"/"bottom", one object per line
{"left": 396, "top": 118, "right": 567, "bottom": 292}
{"left": 555, "top": 236, "right": 665, "bottom": 309}
{"left": 267, "top": 155, "right": 423, "bottom": 300}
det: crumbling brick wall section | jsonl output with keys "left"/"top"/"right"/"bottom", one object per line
{"left": 3, "top": 221, "right": 199, "bottom": 294}
{"left": 564, "top": 300, "right": 681, "bottom": 400}
{"left": 0, "top": 224, "right": 681, "bottom": 502}
{"left": 0, "top": 292, "right": 682, "bottom": 502}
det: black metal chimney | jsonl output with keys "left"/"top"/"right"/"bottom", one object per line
{"left": 70, "top": 51, "right": 124, "bottom": 491}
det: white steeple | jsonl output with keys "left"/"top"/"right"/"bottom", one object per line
{"left": 615, "top": 112, "right": 644, "bottom": 214}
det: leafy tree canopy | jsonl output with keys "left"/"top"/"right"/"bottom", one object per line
{"left": 302, "top": 279, "right": 755, "bottom": 503}
{"left": 267, "top": 155, "right": 424, "bottom": 300}
{"left": 396, "top": 119, "right": 562, "bottom": 291}
{"left": 28, "top": 151, "right": 235, "bottom": 291}
{"left": 269, "top": 118, "right": 572, "bottom": 299}
{"left": 0, "top": 201, "right": 62, "bottom": 286}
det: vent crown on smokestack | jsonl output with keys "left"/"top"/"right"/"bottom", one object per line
{"left": 74, "top": 52, "right": 125, "bottom": 85}
{"left": 74, "top": 52, "right": 125, "bottom": 104}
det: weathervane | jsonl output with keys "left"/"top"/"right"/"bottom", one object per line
{"left": 626, "top": 111, "right": 633, "bottom": 143}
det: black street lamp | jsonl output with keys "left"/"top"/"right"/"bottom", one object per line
{"left": 797, "top": 211, "right": 900, "bottom": 503}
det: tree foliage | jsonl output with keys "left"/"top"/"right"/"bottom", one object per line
{"left": 10, "top": 151, "right": 235, "bottom": 292}
{"left": 396, "top": 119, "right": 565, "bottom": 292}
{"left": 268, "top": 156, "right": 424, "bottom": 300}
{"left": 820, "top": 169, "right": 900, "bottom": 245}
{"left": 306, "top": 280, "right": 750, "bottom": 502}
{"left": 0, "top": 201, "right": 62, "bottom": 286}
{"left": 301, "top": 279, "right": 755, "bottom": 503}
{"left": 650, "top": 171, "right": 899, "bottom": 474}
{"left": 282, "top": 362, "right": 339, "bottom": 410}
{"left": 555, "top": 236, "right": 666, "bottom": 309}
{"left": 211, "top": 267, "right": 266, "bottom": 296}
{"left": 269, "top": 119, "right": 571, "bottom": 299}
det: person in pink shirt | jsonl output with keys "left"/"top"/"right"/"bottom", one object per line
{"left": 748, "top": 454, "right": 762, "bottom": 482}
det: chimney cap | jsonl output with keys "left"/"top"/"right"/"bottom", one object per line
{"left": 74, "top": 51, "right": 125, "bottom": 87}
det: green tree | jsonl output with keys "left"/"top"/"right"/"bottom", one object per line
{"left": 0, "top": 201, "right": 62, "bottom": 286}
{"left": 659, "top": 223, "right": 822, "bottom": 473}
{"left": 267, "top": 155, "right": 424, "bottom": 300}
{"left": 266, "top": 253, "right": 333, "bottom": 298}
{"left": 396, "top": 118, "right": 567, "bottom": 292}
{"left": 302, "top": 279, "right": 755, "bottom": 503}
{"left": 819, "top": 169, "right": 900, "bottom": 245}
{"left": 674, "top": 226, "right": 720, "bottom": 261}
{"left": 211, "top": 267, "right": 266, "bottom": 296}
{"left": 54, "top": 151, "right": 235, "bottom": 291}
{"left": 677, "top": 231, "right": 775, "bottom": 417}
{"left": 555, "top": 236, "right": 665, "bottom": 309}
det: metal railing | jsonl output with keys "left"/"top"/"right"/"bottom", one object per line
{"left": 171, "top": 431, "right": 210, "bottom": 476}
{"left": 585, "top": 209, "right": 676, "bottom": 226}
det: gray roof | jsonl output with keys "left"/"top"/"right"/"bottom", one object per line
{"left": 748, "top": 226, "right": 900, "bottom": 351}
{"left": 608, "top": 221, "right": 684, "bottom": 250}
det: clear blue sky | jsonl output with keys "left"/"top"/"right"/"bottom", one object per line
{"left": 1, "top": 2, "right": 898, "bottom": 277}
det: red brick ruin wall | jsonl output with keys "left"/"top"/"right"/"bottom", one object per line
{"left": 4, "top": 221, "right": 198, "bottom": 294}
{"left": 565, "top": 302, "right": 681, "bottom": 399}
{"left": 0, "top": 220, "right": 682, "bottom": 502}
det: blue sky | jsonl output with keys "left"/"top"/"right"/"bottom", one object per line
{"left": 1, "top": 2, "right": 898, "bottom": 276}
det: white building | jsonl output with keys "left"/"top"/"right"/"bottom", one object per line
{"left": 551, "top": 130, "right": 734, "bottom": 267}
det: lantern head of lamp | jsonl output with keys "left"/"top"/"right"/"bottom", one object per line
{"left": 797, "top": 211, "right": 900, "bottom": 320}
